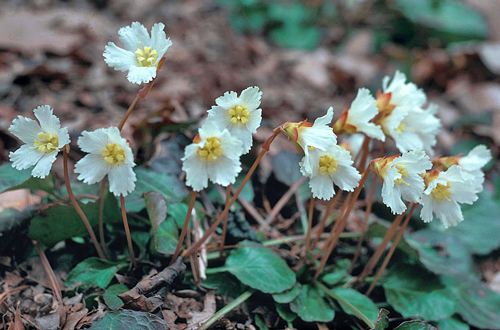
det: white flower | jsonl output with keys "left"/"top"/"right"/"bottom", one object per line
{"left": 9, "top": 105, "right": 70, "bottom": 178}
{"left": 381, "top": 70, "right": 426, "bottom": 108}
{"left": 75, "top": 127, "right": 136, "bottom": 197}
{"left": 384, "top": 104, "right": 441, "bottom": 155}
{"left": 300, "top": 144, "right": 361, "bottom": 200}
{"left": 206, "top": 86, "right": 262, "bottom": 154}
{"left": 420, "top": 165, "right": 478, "bottom": 228}
{"left": 378, "top": 150, "right": 432, "bottom": 214}
{"left": 458, "top": 145, "right": 491, "bottom": 193}
{"left": 283, "top": 107, "right": 337, "bottom": 175}
{"left": 104, "top": 22, "right": 172, "bottom": 84}
{"left": 182, "top": 122, "right": 244, "bottom": 191}
{"left": 333, "top": 88, "right": 385, "bottom": 141}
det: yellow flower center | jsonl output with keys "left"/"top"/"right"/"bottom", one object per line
{"left": 135, "top": 41, "right": 158, "bottom": 67}
{"left": 431, "top": 182, "right": 452, "bottom": 202}
{"left": 319, "top": 155, "right": 338, "bottom": 175}
{"left": 198, "top": 137, "right": 223, "bottom": 162}
{"left": 33, "top": 132, "right": 59, "bottom": 153}
{"left": 102, "top": 143, "right": 126, "bottom": 164}
{"left": 229, "top": 105, "right": 250, "bottom": 125}
{"left": 394, "top": 164, "right": 409, "bottom": 186}
{"left": 396, "top": 123, "right": 406, "bottom": 134}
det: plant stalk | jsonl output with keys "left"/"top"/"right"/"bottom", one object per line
{"left": 120, "top": 194, "right": 136, "bottom": 267}
{"left": 63, "top": 145, "right": 105, "bottom": 259}
{"left": 170, "top": 191, "right": 197, "bottom": 266}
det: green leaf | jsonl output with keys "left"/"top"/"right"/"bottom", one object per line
{"left": 167, "top": 202, "right": 190, "bottom": 228}
{"left": 0, "top": 163, "right": 55, "bottom": 194}
{"left": 29, "top": 192, "right": 121, "bottom": 247}
{"left": 270, "top": 25, "right": 321, "bottom": 51}
{"left": 268, "top": 3, "right": 313, "bottom": 24}
{"left": 395, "top": 0, "right": 487, "bottom": 39}
{"left": 65, "top": 257, "right": 121, "bottom": 289}
{"left": 382, "top": 264, "right": 456, "bottom": 321}
{"left": 88, "top": 310, "right": 170, "bottom": 330}
{"left": 322, "top": 269, "right": 352, "bottom": 285}
{"left": 254, "top": 314, "right": 270, "bottom": 330}
{"left": 331, "top": 287, "right": 378, "bottom": 324}
{"left": 202, "top": 272, "right": 247, "bottom": 298}
{"left": 144, "top": 191, "right": 167, "bottom": 233}
{"left": 125, "top": 166, "right": 188, "bottom": 212}
{"left": 366, "top": 221, "right": 419, "bottom": 260}
{"left": 273, "top": 283, "right": 301, "bottom": 303}
{"left": 406, "top": 229, "right": 476, "bottom": 277}
{"left": 444, "top": 191, "right": 500, "bottom": 255}
{"left": 437, "top": 317, "right": 470, "bottom": 330}
{"left": 290, "top": 284, "right": 335, "bottom": 322}
{"left": 270, "top": 151, "right": 310, "bottom": 201}
{"left": 144, "top": 191, "right": 179, "bottom": 255}
{"left": 103, "top": 284, "right": 128, "bottom": 309}
{"left": 443, "top": 274, "right": 500, "bottom": 329}
{"left": 276, "top": 303, "right": 296, "bottom": 323}
{"left": 224, "top": 240, "right": 295, "bottom": 293}
{"left": 393, "top": 321, "right": 437, "bottom": 330}
{"left": 374, "top": 309, "right": 390, "bottom": 330}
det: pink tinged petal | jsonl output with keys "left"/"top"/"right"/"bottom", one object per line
{"left": 108, "top": 164, "right": 136, "bottom": 197}
{"left": 215, "top": 91, "right": 239, "bottom": 109}
{"left": 127, "top": 66, "right": 156, "bottom": 84}
{"left": 183, "top": 155, "right": 209, "bottom": 191}
{"left": 309, "top": 174, "right": 335, "bottom": 201}
{"left": 74, "top": 154, "right": 110, "bottom": 185}
{"left": 10, "top": 145, "right": 44, "bottom": 170}
{"left": 9, "top": 116, "right": 42, "bottom": 144}
{"left": 31, "top": 152, "right": 58, "bottom": 178}
{"left": 239, "top": 87, "right": 262, "bottom": 111}
{"left": 118, "top": 22, "right": 151, "bottom": 51}
{"left": 104, "top": 43, "right": 137, "bottom": 71}
{"left": 207, "top": 156, "right": 241, "bottom": 187}
{"left": 78, "top": 129, "right": 112, "bottom": 154}
{"left": 34, "top": 105, "right": 61, "bottom": 133}
{"left": 382, "top": 180, "right": 406, "bottom": 214}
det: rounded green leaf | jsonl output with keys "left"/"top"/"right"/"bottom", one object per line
{"left": 29, "top": 192, "right": 121, "bottom": 247}
{"left": 88, "top": 310, "right": 169, "bottom": 330}
{"left": 437, "top": 317, "right": 469, "bottom": 330}
{"left": 225, "top": 240, "right": 295, "bottom": 293}
{"left": 273, "top": 283, "right": 301, "bottom": 303}
{"left": 103, "top": 284, "right": 129, "bottom": 309}
{"left": 382, "top": 264, "right": 456, "bottom": 321}
{"left": 290, "top": 284, "right": 335, "bottom": 322}
{"left": 332, "top": 287, "right": 379, "bottom": 324}
{"left": 393, "top": 321, "right": 437, "bottom": 330}
{"left": 65, "top": 257, "right": 121, "bottom": 289}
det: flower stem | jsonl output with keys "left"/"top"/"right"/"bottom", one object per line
{"left": 219, "top": 184, "right": 231, "bottom": 258}
{"left": 98, "top": 178, "right": 110, "bottom": 259}
{"left": 316, "top": 282, "right": 375, "bottom": 329}
{"left": 118, "top": 95, "right": 140, "bottom": 131}
{"left": 313, "top": 169, "right": 370, "bottom": 281}
{"left": 198, "top": 289, "right": 255, "bottom": 330}
{"left": 170, "top": 191, "right": 197, "bottom": 266}
{"left": 354, "top": 207, "right": 407, "bottom": 289}
{"left": 120, "top": 194, "right": 136, "bottom": 267}
{"left": 182, "top": 130, "right": 280, "bottom": 259}
{"left": 310, "top": 191, "right": 342, "bottom": 252}
{"left": 63, "top": 145, "right": 105, "bottom": 259}
{"left": 366, "top": 203, "right": 417, "bottom": 295}
{"left": 304, "top": 194, "right": 315, "bottom": 258}
{"left": 33, "top": 240, "right": 63, "bottom": 306}
{"left": 349, "top": 172, "right": 376, "bottom": 274}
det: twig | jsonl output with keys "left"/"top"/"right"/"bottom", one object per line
{"left": 33, "top": 240, "right": 63, "bottom": 306}
{"left": 120, "top": 195, "right": 136, "bottom": 267}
